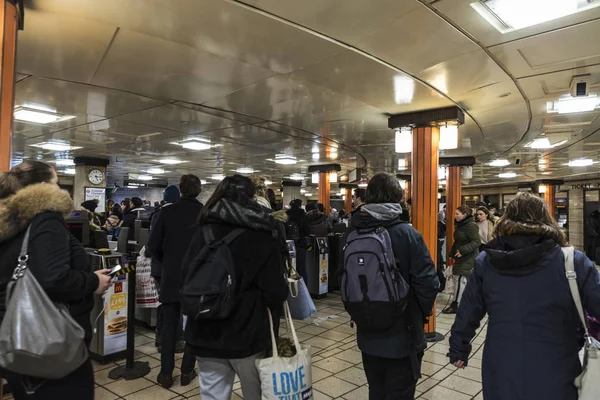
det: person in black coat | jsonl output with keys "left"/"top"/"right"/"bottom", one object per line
{"left": 121, "top": 197, "right": 146, "bottom": 240}
{"left": 449, "top": 192, "right": 600, "bottom": 400}
{"left": 182, "top": 175, "right": 288, "bottom": 400}
{"left": 0, "top": 161, "right": 112, "bottom": 399}
{"left": 350, "top": 173, "right": 439, "bottom": 400}
{"left": 147, "top": 175, "right": 203, "bottom": 389}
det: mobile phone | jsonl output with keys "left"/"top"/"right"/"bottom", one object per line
{"left": 107, "top": 265, "right": 122, "bottom": 277}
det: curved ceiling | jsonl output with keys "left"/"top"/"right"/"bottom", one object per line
{"left": 11, "top": 0, "right": 600, "bottom": 187}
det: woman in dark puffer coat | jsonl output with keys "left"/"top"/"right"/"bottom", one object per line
{"left": 449, "top": 192, "right": 600, "bottom": 400}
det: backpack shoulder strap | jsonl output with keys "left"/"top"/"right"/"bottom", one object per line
{"left": 203, "top": 225, "right": 215, "bottom": 243}
{"left": 222, "top": 228, "right": 245, "bottom": 245}
{"left": 562, "top": 247, "right": 589, "bottom": 335}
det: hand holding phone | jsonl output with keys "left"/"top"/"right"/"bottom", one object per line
{"left": 107, "top": 265, "right": 122, "bottom": 277}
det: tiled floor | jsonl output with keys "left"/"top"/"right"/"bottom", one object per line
{"left": 5, "top": 292, "right": 487, "bottom": 399}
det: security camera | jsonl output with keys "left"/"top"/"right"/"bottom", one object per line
{"left": 570, "top": 75, "right": 591, "bottom": 97}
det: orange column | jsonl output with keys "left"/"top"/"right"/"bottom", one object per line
{"left": 344, "top": 188, "right": 352, "bottom": 215}
{"left": 543, "top": 185, "right": 557, "bottom": 221}
{"left": 446, "top": 166, "right": 462, "bottom": 260}
{"left": 0, "top": 0, "right": 19, "bottom": 172}
{"left": 318, "top": 172, "right": 331, "bottom": 214}
{"left": 405, "top": 180, "right": 412, "bottom": 202}
{"left": 411, "top": 126, "right": 442, "bottom": 341}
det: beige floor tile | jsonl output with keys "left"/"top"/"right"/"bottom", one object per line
{"left": 92, "top": 360, "right": 116, "bottom": 372}
{"left": 473, "top": 391, "right": 484, "bottom": 399}
{"left": 313, "top": 376, "right": 357, "bottom": 398}
{"left": 334, "top": 349, "right": 363, "bottom": 365}
{"left": 136, "top": 343, "right": 160, "bottom": 356}
{"left": 95, "top": 387, "right": 119, "bottom": 400}
{"left": 319, "top": 329, "right": 352, "bottom": 341}
{"left": 419, "top": 385, "right": 472, "bottom": 400}
{"left": 135, "top": 335, "right": 155, "bottom": 347}
{"left": 170, "top": 372, "right": 200, "bottom": 394}
{"left": 298, "top": 325, "right": 329, "bottom": 336}
{"left": 454, "top": 366, "right": 482, "bottom": 382}
{"left": 315, "top": 320, "right": 343, "bottom": 330}
{"left": 416, "top": 378, "right": 440, "bottom": 392}
{"left": 134, "top": 355, "right": 161, "bottom": 369}
{"left": 423, "top": 350, "right": 450, "bottom": 366}
{"left": 313, "top": 389, "right": 333, "bottom": 400}
{"left": 124, "top": 384, "right": 178, "bottom": 400}
{"left": 332, "top": 324, "right": 356, "bottom": 335}
{"left": 339, "top": 341, "right": 357, "bottom": 351}
{"left": 103, "top": 377, "right": 154, "bottom": 397}
{"left": 421, "top": 361, "right": 444, "bottom": 377}
{"left": 231, "top": 393, "right": 243, "bottom": 400}
{"left": 303, "top": 336, "right": 338, "bottom": 349}
{"left": 467, "top": 357, "right": 482, "bottom": 369}
{"left": 182, "top": 387, "right": 200, "bottom": 398}
{"left": 312, "top": 365, "right": 334, "bottom": 382}
{"left": 428, "top": 343, "right": 450, "bottom": 355}
{"left": 313, "top": 357, "right": 354, "bottom": 373}
{"left": 94, "top": 367, "right": 116, "bottom": 386}
{"left": 430, "top": 367, "right": 453, "bottom": 381}
{"left": 439, "top": 375, "right": 482, "bottom": 396}
{"left": 292, "top": 331, "right": 315, "bottom": 342}
{"left": 334, "top": 366, "right": 368, "bottom": 386}
{"left": 342, "top": 385, "right": 369, "bottom": 400}
{"left": 317, "top": 347, "right": 344, "bottom": 359}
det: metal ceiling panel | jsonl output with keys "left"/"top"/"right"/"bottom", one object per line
{"left": 91, "top": 28, "right": 278, "bottom": 104}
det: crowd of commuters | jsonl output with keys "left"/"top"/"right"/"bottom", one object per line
{"left": 0, "top": 160, "right": 599, "bottom": 400}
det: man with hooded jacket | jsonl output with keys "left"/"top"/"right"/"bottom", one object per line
{"left": 350, "top": 173, "right": 439, "bottom": 400}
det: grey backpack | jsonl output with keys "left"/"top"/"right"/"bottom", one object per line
{"left": 341, "top": 226, "right": 409, "bottom": 332}
{"left": 0, "top": 226, "right": 88, "bottom": 379}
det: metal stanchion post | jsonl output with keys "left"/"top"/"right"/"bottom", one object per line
{"left": 109, "top": 256, "right": 151, "bottom": 380}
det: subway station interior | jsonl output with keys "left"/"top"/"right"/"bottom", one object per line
{"left": 1, "top": 1, "right": 600, "bottom": 400}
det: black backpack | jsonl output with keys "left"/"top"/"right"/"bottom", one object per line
{"left": 285, "top": 220, "right": 301, "bottom": 240}
{"left": 181, "top": 226, "right": 244, "bottom": 320}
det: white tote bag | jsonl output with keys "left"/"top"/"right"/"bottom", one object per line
{"left": 256, "top": 302, "right": 313, "bottom": 400}
{"left": 562, "top": 247, "right": 600, "bottom": 400}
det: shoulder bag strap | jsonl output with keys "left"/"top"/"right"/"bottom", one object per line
{"left": 203, "top": 225, "right": 215, "bottom": 244}
{"left": 562, "top": 247, "right": 590, "bottom": 336}
{"left": 222, "top": 228, "right": 245, "bottom": 245}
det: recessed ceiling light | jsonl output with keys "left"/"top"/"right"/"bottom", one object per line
{"left": 63, "top": 168, "right": 76, "bottom": 175}
{"left": 398, "top": 159, "right": 407, "bottom": 170}
{"left": 547, "top": 95, "right": 599, "bottom": 114}
{"left": 137, "top": 175, "right": 153, "bottom": 181}
{"left": 264, "top": 179, "right": 273, "bottom": 185}
{"left": 289, "top": 173, "right": 305, "bottom": 181}
{"left": 55, "top": 159, "right": 75, "bottom": 166}
{"left": 30, "top": 142, "right": 82, "bottom": 151}
{"left": 489, "top": 159, "right": 510, "bottom": 167}
{"left": 270, "top": 154, "right": 298, "bottom": 165}
{"left": 499, "top": 172, "right": 517, "bottom": 178}
{"left": 157, "top": 159, "right": 185, "bottom": 165}
{"left": 211, "top": 174, "right": 225, "bottom": 181}
{"left": 471, "top": 0, "right": 600, "bottom": 34}
{"left": 312, "top": 153, "right": 320, "bottom": 161}
{"left": 147, "top": 168, "right": 166, "bottom": 174}
{"left": 568, "top": 159, "right": 594, "bottom": 167}
{"left": 235, "top": 167, "right": 255, "bottom": 174}
{"left": 14, "top": 106, "right": 75, "bottom": 124}
{"left": 526, "top": 137, "right": 568, "bottom": 149}
{"left": 171, "top": 138, "right": 219, "bottom": 151}
{"left": 200, "top": 180, "right": 208, "bottom": 185}
{"left": 358, "top": 182, "right": 368, "bottom": 188}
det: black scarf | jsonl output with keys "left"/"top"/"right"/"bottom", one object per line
{"left": 206, "top": 198, "right": 280, "bottom": 238}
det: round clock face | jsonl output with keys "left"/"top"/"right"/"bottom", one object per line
{"left": 88, "top": 169, "right": 104, "bottom": 185}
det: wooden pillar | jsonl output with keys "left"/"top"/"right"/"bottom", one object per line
{"left": 405, "top": 180, "right": 412, "bottom": 202}
{"left": 318, "top": 172, "right": 330, "bottom": 213}
{"left": 344, "top": 188, "right": 352, "bottom": 215}
{"left": 0, "top": 0, "right": 19, "bottom": 172}
{"left": 411, "top": 126, "right": 442, "bottom": 341}
{"left": 543, "top": 184, "right": 557, "bottom": 221}
{"left": 446, "top": 166, "right": 462, "bottom": 260}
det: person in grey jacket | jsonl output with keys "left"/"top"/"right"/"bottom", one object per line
{"left": 350, "top": 173, "right": 439, "bottom": 400}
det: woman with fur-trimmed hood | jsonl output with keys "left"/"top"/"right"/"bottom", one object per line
{"left": 449, "top": 192, "right": 600, "bottom": 400}
{"left": 0, "top": 161, "right": 112, "bottom": 398}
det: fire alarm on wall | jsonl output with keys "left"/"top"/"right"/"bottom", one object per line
{"left": 570, "top": 75, "right": 591, "bottom": 97}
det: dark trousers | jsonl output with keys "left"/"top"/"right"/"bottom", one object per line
{"left": 156, "top": 304, "right": 184, "bottom": 340}
{"left": 6, "top": 358, "right": 94, "bottom": 400}
{"left": 161, "top": 302, "right": 196, "bottom": 376}
{"left": 362, "top": 352, "right": 423, "bottom": 400}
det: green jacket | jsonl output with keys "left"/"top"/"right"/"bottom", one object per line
{"left": 450, "top": 215, "right": 481, "bottom": 276}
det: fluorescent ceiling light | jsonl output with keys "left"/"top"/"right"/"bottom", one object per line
{"left": 489, "top": 159, "right": 510, "bottom": 167}
{"left": 200, "top": 180, "right": 208, "bottom": 185}
{"left": 14, "top": 106, "right": 75, "bottom": 124}
{"left": 55, "top": 159, "right": 75, "bottom": 166}
{"left": 547, "top": 95, "right": 599, "bottom": 114}
{"left": 395, "top": 127, "right": 412, "bottom": 154}
{"left": 290, "top": 173, "right": 305, "bottom": 181}
{"left": 538, "top": 184, "right": 547, "bottom": 194}
{"left": 358, "top": 182, "right": 368, "bottom": 188}
{"left": 63, "top": 168, "right": 76, "bottom": 175}
{"left": 235, "top": 167, "right": 255, "bottom": 174}
{"left": 438, "top": 167, "right": 447, "bottom": 180}
{"left": 471, "top": 0, "right": 600, "bottom": 34}
{"left": 312, "top": 172, "right": 319, "bottom": 184}
{"left": 312, "top": 153, "right": 320, "bottom": 161}
{"left": 211, "top": 174, "right": 225, "bottom": 181}
{"left": 398, "top": 159, "right": 407, "bottom": 170}
{"left": 393, "top": 75, "right": 415, "bottom": 105}
{"left": 171, "top": 138, "right": 218, "bottom": 151}
{"left": 439, "top": 125, "right": 459, "bottom": 150}
{"left": 30, "top": 142, "right": 82, "bottom": 151}
{"left": 158, "top": 159, "right": 184, "bottom": 165}
{"left": 499, "top": 172, "right": 517, "bottom": 178}
{"left": 137, "top": 175, "right": 153, "bottom": 181}
{"left": 264, "top": 179, "right": 273, "bottom": 185}
{"left": 568, "top": 159, "right": 594, "bottom": 167}
{"left": 525, "top": 137, "right": 569, "bottom": 149}
{"left": 147, "top": 168, "right": 166, "bottom": 174}
{"left": 272, "top": 154, "right": 297, "bottom": 165}
{"left": 330, "top": 171, "right": 338, "bottom": 183}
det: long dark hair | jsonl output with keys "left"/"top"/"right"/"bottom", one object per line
{"left": 495, "top": 192, "right": 567, "bottom": 246}
{"left": 0, "top": 161, "right": 55, "bottom": 199}
{"left": 199, "top": 175, "right": 256, "bottom": 223}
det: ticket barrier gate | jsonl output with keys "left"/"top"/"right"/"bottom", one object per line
{"left": 305, "top": 237, "right": 329, "bottom": 298}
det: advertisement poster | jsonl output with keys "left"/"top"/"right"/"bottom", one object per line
{"left": 104, "top": 275, "right": 128, "bottom": 355}
{"left": 319, "top": 254, "right": 328, "bottom": 295}
{"left": 85, "top": 187, "right": 106, "bottom": 213}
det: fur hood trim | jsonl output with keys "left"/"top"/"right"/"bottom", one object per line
{"left": 272, "top": 209, "right": 289, "bottom": 223}
{"left": 0, "top": 184, "right": 74, "bottom": 242}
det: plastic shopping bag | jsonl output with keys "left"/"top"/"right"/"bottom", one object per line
{"left": 135, "top": 247, "right": 160, "bottom": 308}
{"left": 444, "top": 264, "right": 455, "bottom": 295}
{"left": 256, "top": 302, "right": 313, "bottom": 400}
{"left": 287, "top": 277, "right": 317, "bottom": 321}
